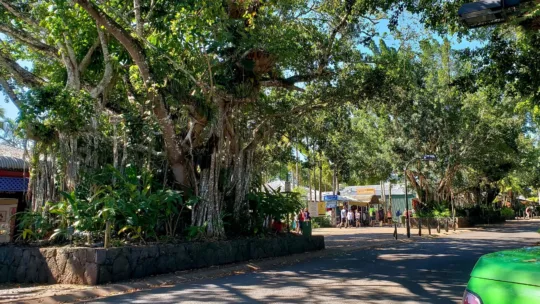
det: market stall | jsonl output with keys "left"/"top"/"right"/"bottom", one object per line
{"left": 323, "top": 194, "right": 367, "bottom": 226}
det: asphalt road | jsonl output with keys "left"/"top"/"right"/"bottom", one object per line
{"left": 87, "top": 220, "right": 539, "bottom": 304}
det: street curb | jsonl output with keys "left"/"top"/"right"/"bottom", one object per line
{"left": 3, "top": 229, "right": 471, "bottom": 304}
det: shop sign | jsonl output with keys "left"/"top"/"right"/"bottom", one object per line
{"left": 357, "top": 188, "right": 376, "bottom": 195}
{"left": 317, "top": 202, "right": 326, "bottom": 215}
{"left": 324, "top": 195, "right": 338, "bottom": 201}
{"left": 326, "top": 201, "right": 337, "bottom": 208}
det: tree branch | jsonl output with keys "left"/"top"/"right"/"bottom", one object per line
{"left": 57, "top": 40, "right": 80, "bottom": 89}
{"left": 79, "top": 37, "right": 101, "bottom": 74}
{"left": 90, "top": 25, "right": 114, "bottom": 99}
{"left": 0, "top": 24, "right": 58, "bottom": 58}
{"left": 259, "top": 79, "right": 305, "bottom": 92}
{"left": 64, "top": 34, "right": 79, "bottom": 72}
{"left": 76, "top": 0, "right": 190, "bottom": 186}
{"left": 133, "top": 0, "right": 143, "bottom": 37}
{"left": 0, "top": 0, "right": 42, "bottom": 29}
{"left": 75, "top": 0, "right": 151, "bottom": 82}
{"left": 146, "top": 0, "right": 157, "bottom": 21}
{"left": 0, "top": 52, "right": 43, "bottom": 88}
{"left": 318, "top": 0, "right": 356, "bottom": 74}
{"left": 260, "top": 72, "right": 332, "bottom": 91}
{"left": 0, "top": 76, "right": 22, "bottom": 109}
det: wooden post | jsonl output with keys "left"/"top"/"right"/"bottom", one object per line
{"left": 104, "top": 221, "right": 111, "bottom": 248}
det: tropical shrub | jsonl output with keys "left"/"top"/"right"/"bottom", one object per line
{"left": 18, "top": 166, "right": 193, "bottom": 245}
{"left": 246, "top": 186, "right": 304, "bottom": 235}
{"left": 16, "top": 209, "right": 53, "bottom": 241}
{"left": 500, "top": 207, "right": 515, "bottom": 220}
{"left": 312, "top": 216, "right": 332, "bottom": 228}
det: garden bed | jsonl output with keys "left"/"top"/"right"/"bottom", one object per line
{"left": 0, "top": 234, "right": 324, "bottom": 285}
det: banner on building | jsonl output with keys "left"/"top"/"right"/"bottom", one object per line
{"left": 357, "top": 188, "right": 376, "bottom": 195}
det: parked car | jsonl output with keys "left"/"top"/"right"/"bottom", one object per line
{"left": 463, "top": 247, "right": 540, "bottom": 304}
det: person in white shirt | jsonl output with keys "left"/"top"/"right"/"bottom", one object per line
{"left": 347, "top": 209, "right": 354, "bottom": 228}
{"left": 339, "top": 207, "right": 347, "bottom": 228}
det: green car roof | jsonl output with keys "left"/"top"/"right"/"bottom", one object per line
{"left": 471, "top": 247, "right": 540, "bottom": 287}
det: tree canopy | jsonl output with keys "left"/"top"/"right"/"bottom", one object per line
{"left": 1, "top": 0, "right": 539, "bottom": 241}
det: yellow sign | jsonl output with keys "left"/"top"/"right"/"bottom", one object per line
{"left": 317, "top": 202, "right": 326, "bottom": 216}
{"left": 357, "top": 188, "right": 376, "bottom": 195}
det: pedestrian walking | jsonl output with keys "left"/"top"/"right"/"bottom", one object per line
{"left": 356, "top": 209, "right": 361, "bottom": 227}
{"left": 304, "top": 208, "right": 311, "bottom": 221}
{"left": 339, "top": 206, "right": 347, "bottom": 228}
{"left": 298, "top": 210, "right": 304, "bottom": 234}
{"left": 347, "top": 209, "right": 354, "bottom": 228}
{"left": 294, "top": 213, "right": 299, "bottom": 233}
{"left": 362, "top": 210, "right": 367, "bottom": 226}
{"left": 378, "top": 208, "right": 385, "bottom": 227}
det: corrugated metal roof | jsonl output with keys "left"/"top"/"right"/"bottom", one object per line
{"left": 0, "top": 144, "right": 27, "bottom": 170}
{"left": 0, "top": 156, "right": 27, "bottom": 170}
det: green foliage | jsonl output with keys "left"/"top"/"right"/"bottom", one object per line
{"left": 186, "top": 224, "right": 207, "bottom": 241}
{"left": 22, "top": 166, "right": 195, "bottom": 245}
{"left": 432, "top": 202, "right": 451, "bottom": 219}
{"left": 19, "top": 85, "right": 95, "bottom": 140}
{"left": 247, "top": 185, "right": 304, "bottom": 235}
{"left": 501, "top": 207, "right": 515, "bottom": 220}
{"left": 312, "top": 216, "right": 332, "bottom": 228}
{"left": 4, "top": 0, "right": 540, "bottom": 242}
{"left": 16, "top": 210, "right": 53, "bottom": 241}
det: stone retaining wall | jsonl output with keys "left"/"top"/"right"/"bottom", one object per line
{"left": 0, "top": 235, "right": 324, "bottom": 285}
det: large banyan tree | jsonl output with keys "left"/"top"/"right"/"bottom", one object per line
{"left": 0, "top": 0, "right": 403, "bottom": 237}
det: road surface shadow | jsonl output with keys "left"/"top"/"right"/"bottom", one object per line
{"left": 87, "top": 222, "right": 539, "bottom": 304}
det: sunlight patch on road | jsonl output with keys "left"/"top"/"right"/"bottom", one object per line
{"left": 377, "top": 253, "right": 457, "bottom": 261}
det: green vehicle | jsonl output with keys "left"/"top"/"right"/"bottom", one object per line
{"left": 463, "top": 247, "right": 540, "bottom": 304}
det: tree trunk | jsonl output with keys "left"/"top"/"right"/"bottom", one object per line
{"left": 193, "top": 146, "right": 226, "bottom": 239}
{"left": 427, "top": 218, "right": 431, "bottom": 235}
{"left": 76, "top": 0, "right": 191, "bottom": 188}
{"left": 232, "top": 148, "right": 254, "bottom": 225}
{"left": 437, "top": 220, "right": 440, "bottom": 233}
{"left": 418, "top": 218, "right": 422, "bottom": 236}
{"left": 332, "top": 166, "right": 336, "bottom": 195}
{"left": 295, "top": 144, "right": 299, "bottom": 187}
{"left": 308, "top": 165, "right": 312, "bottom": 202}
{"left": 452, "top": 200, "right": 456, "bottom": 231}
{"left": 319, "top": 158, "right": 322, "bottom": 202}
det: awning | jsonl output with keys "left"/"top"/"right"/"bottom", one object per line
{"left": 349, "top": 194, "right": 380, "bottom": 204}
{"left": 0, "top": 156, "right": 28, "bottom": 171}
{"left": 325, "top": 195, "right": 368, "bottom": 207}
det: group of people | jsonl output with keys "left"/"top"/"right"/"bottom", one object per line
{"left": 338, "top": 206, "right": 386, "bottom": 228}
{"left": 294, "top": 208, "right": 311, "bottom": 234}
